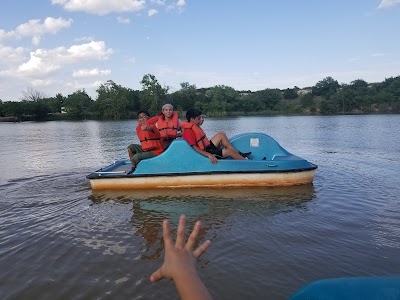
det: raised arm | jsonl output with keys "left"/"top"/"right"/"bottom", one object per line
{"left": 146, "top": 115, "right": 159, "bottom": 125}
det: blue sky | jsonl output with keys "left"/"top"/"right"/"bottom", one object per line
{"left": 0, "top": 0, "right": 399, "bottom": 101}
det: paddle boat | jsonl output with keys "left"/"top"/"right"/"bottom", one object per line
{"left": 87, "top": 132, "right": 317, "bottom": 190}
{"left": 289, "top": 277, "right": 400, "bottom": 300}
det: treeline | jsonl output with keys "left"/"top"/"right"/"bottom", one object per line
{"left": 1, "top": 74, "right": 399, "bottom": 122}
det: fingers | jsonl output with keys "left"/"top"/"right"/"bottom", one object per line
{"left": 150, "top": 268, "right": 163, "bottom": 282}
{"left": 175, "top": 214, "right": 186, "bottom": 247}
{"left": 193, "top": 240, "right": 211, "bottom": 259}
{"left": 186, "top": 220, "right": 201, "bottom": 250}
{"left": 187, "top": 221, "right": 211, "bottom": 259}
{"left": 162, "top": 219, "right": 173, "bottom": 249}
{"left": 209, "top": 155, "right": 217, "bottom": 164}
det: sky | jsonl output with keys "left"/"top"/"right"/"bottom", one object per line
{"left": 0, "top": 0, "right": 399, "bottom": 102}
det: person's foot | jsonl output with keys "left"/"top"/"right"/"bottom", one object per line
{"left": 238, "top": 151, "right": 252, "bottom": 158}
{"left": 127, "top": 167, "right": 136, "bottom": 174}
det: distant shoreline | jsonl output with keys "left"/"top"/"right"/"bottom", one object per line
{"left": 1, "top": 111, "right": 398, "bottom": 123}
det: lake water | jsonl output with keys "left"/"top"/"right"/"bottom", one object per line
{"left": 1, "top": 115, "right": 399, "bottom": 299}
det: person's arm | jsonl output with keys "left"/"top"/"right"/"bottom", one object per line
{"left": 150, "top": 215, "right": 212, "bottom": 300}
{"left": 192, "top": 145, "right": 218, "bottom": 164}
{"left": 183, "top": 129, "right": 217, "bottom": 164}
{"left": 177, "top": 119, "right": 183, "bottom": 137}
{"left": 141, "top": 124, "right": 154, "bottom": 132}
{"left": 146, "top": 115, "right": 159, "bottom": 125}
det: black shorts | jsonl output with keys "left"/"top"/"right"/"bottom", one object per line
{"left": 205, "top": 141, "right": 223, "bottom": 157}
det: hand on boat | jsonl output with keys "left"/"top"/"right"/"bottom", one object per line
{"left": 150, "top": 215, "right": 212, "bottom": 300}
{"left": 207, "top": 154, "right": 218, "bottom": 164}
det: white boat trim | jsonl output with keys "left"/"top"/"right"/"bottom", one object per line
{"left": 89, "top": 170, "right": 316, "bottom": 190}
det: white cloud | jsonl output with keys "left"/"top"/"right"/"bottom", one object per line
{"left": 117, "top": 16, "right": 131, "bottom": 24}
{"left": 0, "top": 45, "right": 25, "bottom": 65}
{"left": 7, "top": 41, "right": 113, "bottom": 78}
{"left": 378, "top": 0, "right": 400, "bottom": 8}
{"left": 0, "top": 29, "right": 15, "bottom": 40}
{"left": 72, "top": 68, "right": 111, "bottom": 78}
{"left": 31, "top": 79, "right": 56, "bottom": 87}
{"left": 148, "top": 9, "right": 158, "bottom": 16}
{"left": 32, "top": 36, "right": 41, "bottom": 46}
{"left": 150, "top": 0, "right": 166, "bottom": 5}
{"left": 75, "top": 36, "right": 95, "bottom": 42}
{"left": 166, "top": 0, "right": 186, "bottom": 13}
{"left": 52, "top": 0, "right": 146, "bottom": 15}
{"left": 64, "top": 79, "right": 97, "bottom": 91}
{"left": 92, "top": 80, "right": 105, "bottom": 88}
{"left": 177, "top": 0, "right": 185, "bottom": 7}
{"left": 0, "top": 17, "right": 72, "bottom": 45}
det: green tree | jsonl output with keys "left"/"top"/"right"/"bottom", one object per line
{"left": 64, "top": 90, "right": 93, "bottom": 119}
{"left": 236, "top": 94, "right": 265, "bottom": 112}
{"left": 127, "top": 89, "right": 141, "bottom": 113}
{"left": 199, "top": 85, "right": 239, "bottom": 116}
{"left": 320, "top": 98, "right": 341, "bottom": 114}
{"left": 312, "top": 76, "right": 340, "bottom": 97}
{"left": 139, "top": 74, "right": 169, "bottom": 115}
{"left": 41, "top": 94, "right": 64, "bottom": 114}
{"left": 250, "top": 89, "right": 283, "bottom": 110}
{"left": 283, "top": 88, "right": 298, "bottom": 100}
{"left": 19, "top": 88, "right": 51, "bottom": 120}
{"left": 95, "top": 80, "right": 130, "bottom": 119}
{"left": 300, "top": 93, "right": 315, "bottom": 108}
{"left": 171, "top": 82, "right": 198, "bottom": 110}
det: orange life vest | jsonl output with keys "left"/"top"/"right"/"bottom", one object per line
{"left": 180, "top": 121, "right": 210, "bottom": 150}
{"left": 136, "top": 124, "right": 163, "bottom": 154}
{"left": 147, "top": 112, "right": 180, "bottom": 139}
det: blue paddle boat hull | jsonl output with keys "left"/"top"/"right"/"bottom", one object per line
{"left": 87, "top": 133, "right": 317, "bottom": 190}
{"left": 289, "top": 277, "right": 400, "bottom": 300}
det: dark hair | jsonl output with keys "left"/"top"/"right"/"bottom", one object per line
{"left": 137, "top": 110, "right": 150, "bottom": 117}
{"left": 186, "top": 108, "right": 202, "bottom": 122}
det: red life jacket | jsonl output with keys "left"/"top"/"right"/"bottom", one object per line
{"left": 136, "top": 124, "right": 163, "bottom": 154}
{"left": 180, "top": 121, "right": 210, "bottom": 150}
{"left": 147, "top": 112, "right": 179, "bottom": 139}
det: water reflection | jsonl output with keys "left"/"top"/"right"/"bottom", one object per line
{"left": 88, "top": 185, "right": 316, "bottom": 260}
{"left": 88, "top": 185, "right": 316, "bottom": 203}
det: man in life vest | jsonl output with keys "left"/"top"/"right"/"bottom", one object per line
{"left": 181, "top": 108, "right": 250, "bottom": 164}
{"left": 127, "top": 110, "right": 164, "bottom": 173}
{"left": 146, "top": 103, "right": 181, "bottom": 150}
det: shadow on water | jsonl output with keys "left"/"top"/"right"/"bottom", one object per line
{"left": 88, "top": 185, "right": 317, "bottom": 260}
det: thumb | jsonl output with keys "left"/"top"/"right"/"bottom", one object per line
{"left": 150, "top": 267, "right": 163, "bottom": 282}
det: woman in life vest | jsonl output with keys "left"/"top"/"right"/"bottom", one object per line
{"left": 146, "top": 104, "right": 181, "bottom": 150}
{"left": 127, "top": 110, "right": 163, "bottom": 173}
{"left": 181, "top": 108, "right": 250, "bottom": 164}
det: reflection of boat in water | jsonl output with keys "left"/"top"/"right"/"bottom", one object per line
{"left": 88, "top": 184, "right": 316, "bottom": 260}
{"left": 87, "top": 133, "right": 317, "bottom": 190}
{"left": 88, "top": 184, "right": 316, "bottom": 203}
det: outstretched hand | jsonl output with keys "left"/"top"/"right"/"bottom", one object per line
{"left": 150, "top": 215, "right": 212, "bottom": 300}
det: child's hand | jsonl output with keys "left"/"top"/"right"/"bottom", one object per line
{"left": 150, "top": 215, "right": 211, "bottom": 282}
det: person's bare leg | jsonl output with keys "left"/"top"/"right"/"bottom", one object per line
{"left": 222, "top": 148, "right": 246, "bottom": 160}
{"left": 211, "top": 133, "right": 245, "bottom": 160}
{"left": 211, "top": 132, "right": 235, "bottom": 150}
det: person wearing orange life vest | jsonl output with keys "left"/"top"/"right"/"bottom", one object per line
{"left": 127, "top": 110, "right": 163, "bottom": 173}
{"left": 181, "top": 108, "right": 250, "bottom": 164}
{"left": 146, "top": 104, "right": 181, "bottom": 150}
